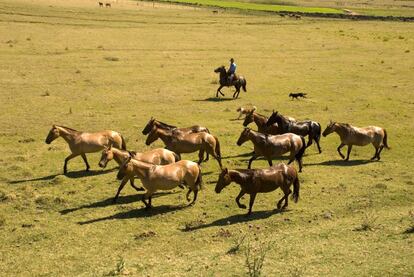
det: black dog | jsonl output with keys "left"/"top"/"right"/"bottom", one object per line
{"left": 289, "top": 93, "right": 307, "bottom": 100}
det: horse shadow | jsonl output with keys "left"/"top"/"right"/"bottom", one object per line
{"left": 77, "top": 203, "right": 189, "bottom": 225}
{"left": 60, "top": 191, "right": 178, "bottom": 215}
{"left": 181, "top": 209, "right": 288, "bottom": 232}
{"left": 306, "top": 159, "right": 374, "bottom": 167}
{"left": 8, "top": 168, "right": 116, "bottom": 184}
{"left": 193, "top": 97, "right": 235, "bottom": 102}
{"left": 221, "top": 152, "right": 255, "bottom": 160}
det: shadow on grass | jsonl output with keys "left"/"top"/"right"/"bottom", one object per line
{"left": 221, "top": 151, "right": 255, "bottom": 160}
{"left": 60, "top": 191, "right": 178, "bottom": 215}
{"left": 193, "top": 97, "right": 235, "bottom": 102}
{"left": 77, "top": 203, "right": 189, "bottom": 225}
{"left": 181, "top": 209, "right": 289, "bottom": 232}
{"left": 306, "top": 159, "right": 374, "bottom": 167}
{"left": 8, "top": 168, "right": 116, "bottom": 184}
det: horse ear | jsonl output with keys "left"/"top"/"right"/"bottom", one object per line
{"left": 128, "top": 151, "right": 134, "bottom": 157}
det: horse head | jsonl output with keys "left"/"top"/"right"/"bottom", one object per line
{"left": 45, "top": 125, "right": 60, "bottom": 144}
{"left": 215, "top": 168, "right": 231, "bottom": 193}
{"left": 145, "top": 126, "right": 159, "bottom": 146}
{"left": 322, "top": 120, "right": 336, "bottom": 137}
{"left": 142, "top": 117, "right": 155, "bottom": 135}
{"left": 243, "top": 111, "right": 254, "bottom": 127}
{"left": 266, "top": 111, "right": 280, "bottom": 127}
{"left": 237, "top": 128, "right": 251, "bottom": 146}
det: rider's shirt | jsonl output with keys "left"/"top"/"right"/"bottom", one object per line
{"left": 229, "top": 63, "right": 237, "bottom": 74}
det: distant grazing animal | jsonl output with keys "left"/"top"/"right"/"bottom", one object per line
{"left": 98, "top": 2, "right": 104, "bottom": 7}
{"left": 215, "top": 164, "right": 300, "bottom": 215}
{"left": 105, "top": 3, "right": 111, "bottom": 7}
{"left": 45, "top": 125, "right": 126, "bottom": 174}
{"left": 145, "top": 126, "right": 222, "bottom": 169}
{"left": 289, "top": 92, "right": 307, "bottom": 100}
{"left": 266, "top": 111, "right": 322, "bottom": 153}
{"left": 236, "top": 105, "right": 256, "bottom": 120}
{"left": 243, "top": 111, "right": 280, "bottom": 135}
{"left": 214, "top": 66, "right": 247, "bottom": 99}
{"left": 322, "top": 121, "right": 389, "bottom": 161}
{"left": 98, "top": 146, "right": 180, "bottom": 202}
{"left": 212, "top": 10, "right": 218, "bottom": 14}
{"left": 236, "top": 128, "right": 306, "bottom": 172}
{"left": 117, "top": 157, "right": 203, "bottom": 209}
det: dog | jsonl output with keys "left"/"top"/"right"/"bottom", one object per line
{"left": 289, "top": 93, "right": 307, "bottom": 100}
{"left": 236, "top": 106, "right": 256, "bottom": 120}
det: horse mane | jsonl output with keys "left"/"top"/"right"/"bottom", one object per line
{"left": 252, "top": 112, "right": 268, "bottom": 119}
{"left": 156, "top": 120, "right": 177, "bottom": 129}
{"left": 55, "top": 125, "right": 80, "bottom": 133}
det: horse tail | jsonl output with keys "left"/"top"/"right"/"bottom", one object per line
{"left": 172, "top": 152, "right": 181, "bottom": 162}
{"left": 120, "top": 134, "right": 127, "bottom": 150}
{"left": 383, "top": 129, "right": 390, "bottom": 149}
{"left": 295, "top": 136, "right": 306, "bottom": 161}
{"left": 213, "top": 135, "right": 222, "bottom": 159}
{"left": 242, "top": 79, "right": 247, "bottom": 92}
{"left": 195, "top": 164, "right": 203, "bottom": 190}
{"left": 292, "top": 171, "right": 300, "bottom": 203}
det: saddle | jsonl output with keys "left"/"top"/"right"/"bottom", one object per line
{"left": 227, "top": 74, "right": 239, "bottom": 86}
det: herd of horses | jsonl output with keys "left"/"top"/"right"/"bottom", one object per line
{"left": 45, "top": 107, "right": 389, "bottom": 215}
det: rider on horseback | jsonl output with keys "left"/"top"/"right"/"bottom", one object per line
{"left": 227, "top": 58, "right": 237, "bottom": 85}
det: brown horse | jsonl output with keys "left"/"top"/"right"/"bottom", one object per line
{"left": 214, "top": 66, "right": 247, "bottom": 99}
{"left": 243, "top": 111, "right": 280, "bottom": 135}
{"left": 142, "top": 117, "right": 210, "bottom": 136}
{"left": 266, "top": 111, "right": 322, "bottom": 153}
{"left": 142, "top": 117, "right": 211, "bottom": 160}
{"left": 215, "top": 164, "right": 300, "bottom": 215}
{"left": 236, "top": 128, "right": 306, "bottom": 172}
{"left": 322, "top": 121, "right": 389, "bottom": 161}
{"left": 145, "top": 126, "right": 222, "bottom": 169}
{"left": 45, "top": 125, "right": 126, "bottom": 174}
{"left": 117, "top": 157, "right": 203, "bottom": 209}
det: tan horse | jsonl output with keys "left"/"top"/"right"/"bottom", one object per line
{"left": 98, "top": 146, "right": 179, "bottom": 169}
{"left": 237, "top": 128, "right": 306, "bottom": 172}
{"left": 243, "top": 111, "right": 280, "bottom": 135}
{"left": 99, "top": 146, "right": 180, "bottom": 202}
{"left": 215, "top": 164, "right": 300, "bottom": 215}
{"left": 145, "top": 126, "right": 222, "bottom": 169}
{"left": 45, "top": 125, "right": 126, "bottom": 174}
{"left": 117, "top": 157, "right": 203, "bottom": 209}
{"left": 322, "top": 121, "right": 389, "bottom": 161}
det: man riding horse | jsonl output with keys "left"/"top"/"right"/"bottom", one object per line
{"left": 227, "top": 58, "right": 237, "bottom": 85}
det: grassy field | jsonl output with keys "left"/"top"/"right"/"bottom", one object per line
{"left": 154, "top": 0, "right": 414, "bottom": 17}
{"left": 0, "top": 0, "right": 414, "bottom": 276}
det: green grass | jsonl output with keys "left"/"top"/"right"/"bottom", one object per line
{"left": 155, "top": 0, "right": 343, "bottom": 14}
{"left": 0, "top": 0, "right": 414, "bottom": 276}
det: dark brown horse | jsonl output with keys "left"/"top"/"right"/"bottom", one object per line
{"left": 243, "top": 111, "right": 280, "bottom": 135}
{"left": 215, "top": 164, "right": 300, "bottom": 215}
{"left": 214, "top": 66, "right": 247, "bottom": 99}
{"left": 266, "top": 111, "right": 322, "bottom": 153}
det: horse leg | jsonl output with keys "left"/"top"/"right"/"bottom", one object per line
{"left": 197, "top": 149, "right": 205, "bottom": 165}
{"left": 247, "top": 155, "right": 258, "bottom": 169}
{"left": 306, "top": 135, "right": 313, "bottom": 148}
{"left": 280, "top": 188, "right": 292, "bottom": 210}
{"left": 345, "top": 145, "right": 352, "bottom": 161}
{"left": 142, "top": 192, "right": 152, "bottom": 209}
{"left": 130, "top": 178, "right": 145, "bottom": 191}
{"left": 186, "top": 188, "right": 192, "bottom": 202}
{"left": 337, "top": 143, "right": 346, "bottom": 159}
{"left": 113, "top": 177, "right": 129, "bottom": 203}
{"left": 63, "top": 153, "right": 79, "bottom": 174}
{"left": 235, "top": 190, "right": 246, "bottom": 209}
{"left": 190, "top": 189, "right": 198, "bottom": 205}
{"left": 316, "top": 137, "right": 322, "bottom": 154}
{"left": 81, "top": 153, "right": 90, "bottom": 171}
{"left": 247, "top": 193, "right": 257, "bottom": 215}
{"left": 376, "top": 146, "right": 384, "bottom": 160}
{"left": 216, "top": 85, "right": 224, "bottom": 97}
{"left": 206, "top": 146, "right": 222, "bottom": 169}
{"left": 268, "top": 159, "right": 273, "bottom": 166}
